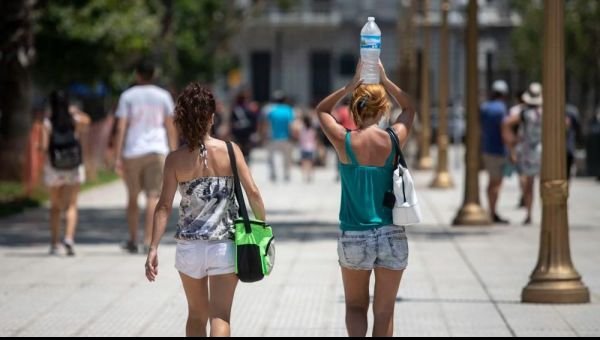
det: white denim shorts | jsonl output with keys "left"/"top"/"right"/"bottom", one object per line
{"left": 175, "top": 239, "right": 235, "bottom": 279}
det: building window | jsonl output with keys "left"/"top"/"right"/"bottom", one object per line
{"left": 312, "top": 0, "right": 332, "bottom": 14}
{"left": 251, "top": 51, "right": 271, "bottom": 103}
{"left": 311, "top": 52, "right": 332, "bottom": 104}
{"left": 339, "top": 53, "right": 357, "bottom": 76}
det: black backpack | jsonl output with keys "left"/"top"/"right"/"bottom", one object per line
{"left": 49, "top": 128, "right": 83, "bottom": 170}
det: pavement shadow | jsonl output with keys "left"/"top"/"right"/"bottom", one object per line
{"left": 0, "top": 206, "right": 555, "bottom": 247}
{"left": 0, "top": 207, "right": 342, "bottom": 246}
{"left": 0, "top": 207, "right": 179, "bottom": 247}
{"left": 334, "top": 296, "right": 521, "bottom": 304}
{"left": 269, "top": 221, "right": 340, "bottom": 241}
{"left": 266, "top": 209, "right": 305, "bottom": 216}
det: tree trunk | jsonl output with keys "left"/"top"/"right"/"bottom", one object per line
{"left": 0, "top": 0, "right": 36, "bottom": 181}
{"left": 595, "top": 69, "right": 599, "bottom": 117}
{"left": 0, "top": 60, "right": 32, "bottom": 180}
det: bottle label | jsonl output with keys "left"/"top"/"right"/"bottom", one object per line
{"left": 360, "top": 35, "right": 381, "bottom": 49}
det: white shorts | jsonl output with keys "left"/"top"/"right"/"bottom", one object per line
{"left": 175, "top": 239, "right": 236, "bottom": 279}
{"left": 44, "top": 163, "right": 85, "bottom": 187}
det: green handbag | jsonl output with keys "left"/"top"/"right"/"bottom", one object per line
{"left": 226, "top": 142, "right": 275, "bottom": 283}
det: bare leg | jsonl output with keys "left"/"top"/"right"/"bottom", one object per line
{"left": 307, "top": 159, "right": 314, "bottom": 182}
{"left": 372, "top": 268, "right": 404, "bottom": 337}
{"left": 341, "top": 267, "right": 372, "bottom": 337}
{"left": 208, "top": 273, "right": 239, "bottom": 337}
{"left": 301, "top": 159, "right": 310, "bottom": 182}
{"left": 127, "top": 194, "right": 140, "bottom": 244}
{"left": 63, "top": 184, "right": 80, "bottom": 243}
{"left": 49, "top": 186, "right": 63, "bottom": 249}
{"left": 487, "top": 176, "right": 508, "bottom": 224}
{"left": 523, "top": 176, "right": 535, "bottom": 224}
{"left": 267, "top": 141, "right": 276, "bottom": 181}
{"left": 283, "top": 141, "right": 292, "bottom": 181}
{"left": 179, "top": 273, "right": 209, "bottom": 337}
{"left": 487, "top": 177, "right": 502, "bottom": 217}
{"left": 518, "top": 175, "right": 526, "bottom": 208}
{"left": 143, "top": 194, "right": 159, "bottom": 247}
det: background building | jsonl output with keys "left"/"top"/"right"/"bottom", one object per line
{"left": 232, "top": 0, "right": 521, "bottom": 107}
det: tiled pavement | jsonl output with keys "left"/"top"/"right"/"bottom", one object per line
{"left": 1, "top": 148, "right": 599, "bottom": 337}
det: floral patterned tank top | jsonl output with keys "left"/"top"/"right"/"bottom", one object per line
{"left": 175, "top": 176, "right": 239, "bottom": 241}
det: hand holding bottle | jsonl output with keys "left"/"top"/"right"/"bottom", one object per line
{"left": 378, "top": 60, "right": 389, "bottom": 84}
{"left": 345, "top": 60, "right": 364, "bottom": 94}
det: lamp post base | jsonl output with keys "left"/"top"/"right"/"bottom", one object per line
{"left": 453, "top": 203, "right": 491, "bottom": 226}
{"left": 522, "top": 279, "right": 590, "bottom": 304}
{"left": 417, "top": 156, "right": 434, "bottom": 170}
{"left": 430, "top": 171, "right": 454, "bottom": 189}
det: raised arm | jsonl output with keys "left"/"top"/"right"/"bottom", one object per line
{"left": 145, "top": 153, "right": 178, "bottom": 282}
{"left": 380, "top": 62, "right": 416, "bottom": 148}
{"left": 315, "top": 62, "right": 363, "bottom": 145}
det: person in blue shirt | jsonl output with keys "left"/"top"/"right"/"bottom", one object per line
{"left": 262, "top": 90, "right": 295, "bottom": 182}
{"left": 481, "top": 80, "right": 510, "bottom": 224}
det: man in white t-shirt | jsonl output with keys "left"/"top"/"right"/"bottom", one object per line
{"left": 114, "top": 60, "right": 177, "bottom": 254}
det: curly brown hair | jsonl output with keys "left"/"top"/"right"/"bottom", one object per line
{"left": 174, "top": 83, "right": 215, "bottom": 150}
{"left": 350, "top": 84, "right": 391, "bottom": 128}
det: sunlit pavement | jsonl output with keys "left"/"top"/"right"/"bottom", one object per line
{"left": 1, "top": 147, "right": 599, "bottom": 336}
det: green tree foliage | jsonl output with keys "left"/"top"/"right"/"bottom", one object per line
{"left": 511, "top": 0, "right": 600, "bottom": 116}
{"left": 170, "top": 0, "right": 242, "bottom": 86}
{"left": 565, "top": 0, "right": 600, "bottom": 94}
{"left": 510, "top": 0, "right": 543, "bottom": 81}
{"left": 34, "top": 0, "right": 163, "bottom": 90}
{"left": 34, "top": 0, "right": 254, "bottom": 91}
{"left": 0, "top": 0, "right": 257, "bottom": 180}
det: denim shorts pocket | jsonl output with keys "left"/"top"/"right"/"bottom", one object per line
{"left": 387, "top": 234, "right": 409, "bottom": 263}
{"left": 340, "top": 239, "right": 368, "bottom": 265}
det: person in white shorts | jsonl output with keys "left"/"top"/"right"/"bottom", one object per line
{"left": 144, "top": 83, "right": 266, "bottom": 337}
{"left": 42, "top": 90, "right": 91, "bottom": 256}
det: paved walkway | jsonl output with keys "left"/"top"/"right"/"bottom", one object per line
{"left": 1, "top": 148, "right": 599, "bottom": 337}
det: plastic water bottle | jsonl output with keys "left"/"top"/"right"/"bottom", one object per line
{"left": 360, "top": 17, "right": 381, "bottom": 84}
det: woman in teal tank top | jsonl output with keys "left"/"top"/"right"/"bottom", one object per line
{"left": 316, "top": 61, "right": 416, "bottom": 337}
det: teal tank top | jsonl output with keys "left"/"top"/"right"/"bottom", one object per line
{"left": 338, "top": 131, "right": 395, "bottom": 231}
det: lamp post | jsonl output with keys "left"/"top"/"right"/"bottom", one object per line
{"left": 453, "top": 0, "right": 490, "bottom": 225}
{"left": 417, "top": 0, "right": 433, "bottom": 171}
{"left": 430, "top": 0, "right": 453, "bottom": 189}
{"left": 521, "top": 0, "right": 590, "bottom": 304}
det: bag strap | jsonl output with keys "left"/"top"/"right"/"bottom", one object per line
{"left": 386, "top": 128, "right": 408, "bottom": 203}
{"left": 386, "top": 128, "right": 408, "bottom": 169}
{"left": 226, "top": 141, "right": 252, "bottom": 234}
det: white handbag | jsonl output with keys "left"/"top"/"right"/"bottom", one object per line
{"left": 386, "top": 128, "right": 422, "bottom": 225}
